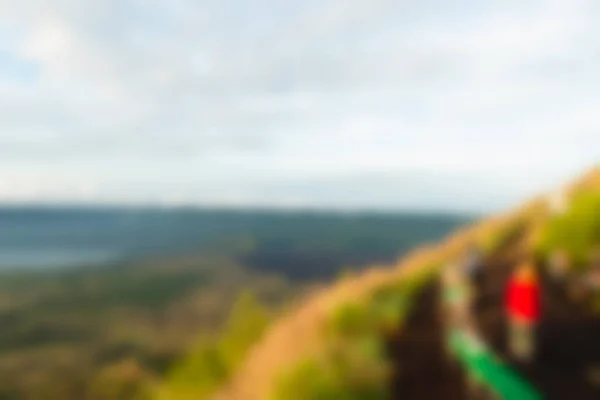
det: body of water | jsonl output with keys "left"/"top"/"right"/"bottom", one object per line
{"left": 0, "top": 206, "right": 472, "bottom": 270}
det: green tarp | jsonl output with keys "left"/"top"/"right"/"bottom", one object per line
{"left": 449, "top": 330, "right": 543, "bottom": 400}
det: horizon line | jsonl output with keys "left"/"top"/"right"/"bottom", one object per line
{"left": 0, "top": 201, "right": 486, "bottom": 217}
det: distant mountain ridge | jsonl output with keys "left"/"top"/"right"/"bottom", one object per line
{"left": 0, "top": 208, "right": 468, "bottom": 274}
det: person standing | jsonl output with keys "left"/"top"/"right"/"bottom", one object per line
{"left": 573, "top": 248, "right": 600, "bottom": 311}
{"left": 464, "top": 244, "right": 484, "bottom": 286}
{"left": 586, "top": 248, "right": 600, "bottom": 292}
{"left": 547, "top": 249, "right": 570, "bottom": 303}
{"left": 548, "top": 249, "right": 569, "bottom": 284}
{"left": 505, "top": 262, "right": 541, "bottom": 363}
{"left": 442, "top": 263, "right": 473, "bottom": 361}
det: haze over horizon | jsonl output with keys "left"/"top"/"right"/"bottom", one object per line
{"left": 1, "top": 1, "right": 599, "bottom": 212}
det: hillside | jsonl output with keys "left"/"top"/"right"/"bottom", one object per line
{"left": 215, "top": 166, "right": 600, "bottom": 400}
{"left": 0, "top": 211, "right": 465, "bottom": 400}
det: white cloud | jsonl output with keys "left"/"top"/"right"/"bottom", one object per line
{"left": 0, "top": 0, "right": 598, "bottom": 210}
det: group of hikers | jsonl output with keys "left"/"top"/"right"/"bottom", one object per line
{"left": 443, "top": 244, "right": 600, "bottom": 366}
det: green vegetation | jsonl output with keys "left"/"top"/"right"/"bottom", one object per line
{"left": 536, "top": 188, "right": 600, "bottom": 267}
{"left": 160, "top": 291, "right": 270, "bottom": 399}
{"left": 272, "top": 343, "right": 389, "bottom": 400}
{"left": 87, "top": 359, "right": 154, "bottom": 400}
{"left": 0, "top": 256, "right": 298, "bottom": 400}
{"left": 272, "top": 270, "right": 434, "bottom": 400}
{"left": 0, "top": 210, "right": 466, "bottom": 399}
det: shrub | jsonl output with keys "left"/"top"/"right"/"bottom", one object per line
{"left": 327, "top": 302, "right": 373, "bottom": 339}
{"left": 160, "top": 291, "right": 269, "bottom": 399}
{"left": 536, "top": 189, "right": 600, "bottom": 268}
{"left": 218, "top": 290, "right": 270, "bottom": 370}
{"left": 161, "top": 343, "right": 227, "bottom": 399}
{"left": 272, "top": 272, "right": 432, "bottom": 400}
{"left": 88, "top": 359, "right": 153, "bottom": 400}
{"left": 272, "top": 346, "right": 389, "bottom": 400}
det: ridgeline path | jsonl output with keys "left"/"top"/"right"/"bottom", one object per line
{"left": 388, "top": 230, "right": 600, "bottom": 399}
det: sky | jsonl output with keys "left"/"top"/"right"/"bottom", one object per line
{"left": 0, "top": 0, "right": 598, "bottom": 212}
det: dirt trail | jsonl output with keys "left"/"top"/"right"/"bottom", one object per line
{"left": 474, "top": 233, "right": 600, "bottom": 400}
{"left": 388, "top": 282, "right": 466, "bottom": 399}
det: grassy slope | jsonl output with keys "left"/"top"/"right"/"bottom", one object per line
{"left": 218, "top": 167, "right": 600, "bottom": 400}
{"left": 217, "top": 210, "right": 532, "bottom": 399}
{"left": 1, "top": 210, "right": 462, "bottom": 400}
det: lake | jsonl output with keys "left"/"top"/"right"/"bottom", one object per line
{"left": 0, "top": 206, "right": 472, "bottom": 271}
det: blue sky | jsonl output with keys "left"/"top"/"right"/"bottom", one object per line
{"left": 0, "top": 0, "right": 598, "bottom": 212}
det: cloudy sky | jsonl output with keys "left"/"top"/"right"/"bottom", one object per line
{"left": 0, "top": 0, "right": 598, "bottom": 212}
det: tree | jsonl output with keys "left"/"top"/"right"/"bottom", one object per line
{"left": 160, "top": 290, "right": 270, "bottom": 399}
{"left": 218, "top": 290, "right": 270, "bottom": 371}
{"left": 538, "top": 189, "right": 600, "bottom": 267}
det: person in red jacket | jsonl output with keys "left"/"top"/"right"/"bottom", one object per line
{"left": 505, "top": 261, "right": 541, "bottom": 363}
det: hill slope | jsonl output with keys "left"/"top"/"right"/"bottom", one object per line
{"left": 216, "top": 166, "right": 600, "bottom": 400}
